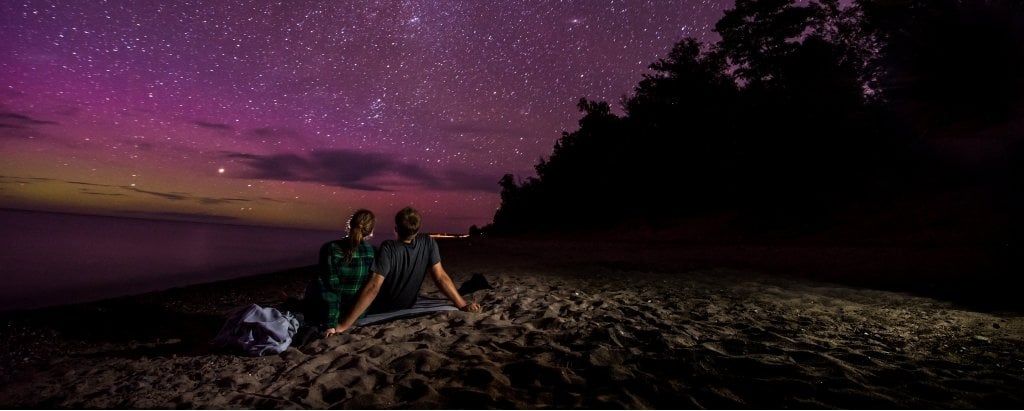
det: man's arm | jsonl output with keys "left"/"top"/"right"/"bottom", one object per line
{"left": 429, "top": 262, "right": 481, "bottom": 312}
{"left": 327, "top": 273, "right": 384, "bottom": 336}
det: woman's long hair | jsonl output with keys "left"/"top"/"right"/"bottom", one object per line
{"left": 343, "top": 209, "right": 375, "bottom": 262}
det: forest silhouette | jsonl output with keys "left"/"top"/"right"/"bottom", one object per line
{"left": 484, "top": 0, "right": 1023, "bottom": 256}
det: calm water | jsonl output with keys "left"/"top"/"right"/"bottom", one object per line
{"left": 0, "top": 209, "right": 342, "bottom": 311}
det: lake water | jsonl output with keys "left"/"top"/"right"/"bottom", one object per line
{"left": 0, "top": 209, "right": 344, "bottom": 311}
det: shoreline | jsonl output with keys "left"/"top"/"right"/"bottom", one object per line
{"left": 3, "top": 218, "right": 1016, "bottom": 315}
{"left": 2, "top": 237, "right": 1021, "bottom": 408}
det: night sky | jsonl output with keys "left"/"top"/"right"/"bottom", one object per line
{"left": 1, "top": 0, "right": 731, "bottom": 234}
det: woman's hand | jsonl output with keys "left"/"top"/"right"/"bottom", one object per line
{"left": 325, "top": 324, "right": 350, "bottom": 337}
{"left": 459, "top": 301, "right": 481, "bottom": 312}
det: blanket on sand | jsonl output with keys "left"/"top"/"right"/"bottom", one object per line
{"left": 356, "top": 297, "right": 459, "bottom": 326}
{"left": 222, "top": 273, "right": 494, "bottom": 353}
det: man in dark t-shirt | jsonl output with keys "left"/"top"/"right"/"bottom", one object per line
{"left": 366, "top": 232, "right": 440, "bottom": 314}
{"left": 325, "top": 207, "right": 481, "bottom": 336}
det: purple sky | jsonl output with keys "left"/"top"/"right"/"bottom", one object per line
{"left": 1, "top": 0, "right": 732, "bottom": 234}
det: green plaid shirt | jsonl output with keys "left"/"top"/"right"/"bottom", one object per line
{"left": 316, "top": 239, "right": 375, "bottom": 327}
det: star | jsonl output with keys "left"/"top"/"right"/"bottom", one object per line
{"left": 1, "top": 0, "right": 734, "bottom": 233}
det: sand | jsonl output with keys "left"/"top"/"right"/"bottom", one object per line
{"left": 1, "top": 237, "right": 1022, "bottom": 408}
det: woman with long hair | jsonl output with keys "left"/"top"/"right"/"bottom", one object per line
{"left": 303, "top": 209, "right": 376, "bottom": 335}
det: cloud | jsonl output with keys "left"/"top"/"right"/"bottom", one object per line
{"left": 0, "top": 175, "right": 55, "bottom": 184}
{"left": 194, "top": 120, "right": 232, "bottom": 131}
{"left": 0, "top": 111, "right": 58, "bottom": 126}
{"left": 125, "top": 187, "right": 189, "bottom": 201}
{"left": 224, "top": 149, "right": 450, "bottom": 191}
{"left": 79, "top": 189, "right": 126, "bottom": 197}
{"left": 0, "top": 111, "right": 59, "bottom": 140}
{"left": 123, "top": 186, "right": 251, "bottom": 205}
{"left": 224, "top": 149, "right": 500, "bottom": 192}
{"left": 118, "top": 210, "right": 240, "bottom": 224}
{"left": 67, "top": 180, "right": 109, "bottom": 187}
{"left": 1, "top": 174, "right": 284, "bottom": 206}
{"left": 198, "top": 197, "right": 250, "bottom": 205}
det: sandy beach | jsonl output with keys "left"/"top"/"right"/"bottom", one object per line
{"left": 1, "top": 237, "right": 1022, "bottom": 408}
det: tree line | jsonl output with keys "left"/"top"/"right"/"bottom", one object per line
{"left": 481, "top": 0, "right": 1024, "bottom": 240}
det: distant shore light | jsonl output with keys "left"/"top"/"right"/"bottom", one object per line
{"left": 430, "top": 233, "right": 470, "bottom": 239}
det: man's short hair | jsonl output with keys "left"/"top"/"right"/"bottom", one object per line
{"left": 395, "top": 207, "right": 421, "bottom": 240}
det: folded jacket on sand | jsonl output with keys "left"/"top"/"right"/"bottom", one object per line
{"left": 211, "top": 304, "right": 300, "bottom": 356}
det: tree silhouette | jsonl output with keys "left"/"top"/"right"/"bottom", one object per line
{"left": 713, "top": 0, "right": 817, "bottom": 87}
{"left": 623, "top": 38, "right": 739, "bottom": 216}
{"left": 713, "top": 0, "right": 879, "bottom": 227}
{"left": 487, "top": 0, "right": 1021, "bottom": 239}
{"left": 490, "top": 174, "right": 531, "bottom": 234}
{"left": 859, "top": 0, "right": 1024, "bottom": 130}
{"left": 523, "top": 99, "right": 626, "bottom": 229}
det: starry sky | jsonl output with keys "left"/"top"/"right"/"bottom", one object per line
{"left": 1, "top": 0, "right": 732, "bottom": 234}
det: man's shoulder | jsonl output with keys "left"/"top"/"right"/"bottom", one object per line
{"left": 377, "top": 239, "right": 399, "bottom": 253}
{"left": 416, "top": 233, "right": 436, "bottom": 245}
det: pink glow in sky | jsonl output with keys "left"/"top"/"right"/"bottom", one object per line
{"left": 1, "top": 0, "right": 730, "bottom": 234}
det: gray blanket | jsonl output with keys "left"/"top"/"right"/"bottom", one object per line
{"left": 355, "top": 298, "right": 459, "bottom": 326}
